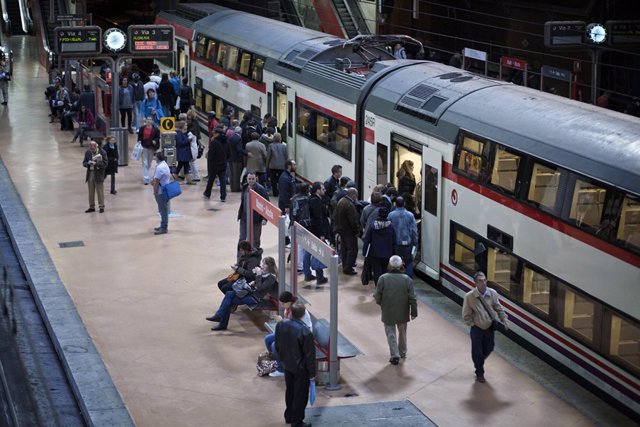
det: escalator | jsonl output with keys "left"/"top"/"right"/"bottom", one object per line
{"left": 39, "top": 0, "right": 64, "bottom": 53}
{"left": 2, "top": 0, "right": 27, "bottom": 35}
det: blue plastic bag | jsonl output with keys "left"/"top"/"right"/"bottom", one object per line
{"left": 309, "top": 379, "right": 316, "bottom": 407}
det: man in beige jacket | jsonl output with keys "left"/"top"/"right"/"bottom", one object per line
{"left": 462, "top": 271, "right": 509, "bottom": 383}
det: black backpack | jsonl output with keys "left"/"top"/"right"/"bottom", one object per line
{"left": 291, "top": 195, "right": 311, "bottom": 228}
{"left": 133, "top": 81, "right": 145, "bottom": 101}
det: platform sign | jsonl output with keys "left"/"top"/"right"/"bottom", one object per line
{"left": 159, "top": 117, "right": 175, "bottom": 132}
{"left": 56, "top": 14, "right": 91, "bottom": 24}
{"left": 607, "top": 20, "right": 640, "bottom": 45}
{"left": 128, "top": 25, "right": 173, "bottom": 53}
{"left": 54, "top": 26, "right": 102, "bottom": 54}
{"left": 544, "top": 21, "right": 586, "bottom": 48}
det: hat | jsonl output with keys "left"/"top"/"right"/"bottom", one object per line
{"left": 378, "top": 207, "right": 389, "bottom": 219}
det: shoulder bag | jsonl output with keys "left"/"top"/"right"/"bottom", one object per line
{"left": 478, "top": 293, "right": 506, "bottom": 333}
{"left": 232, "top": 277, "right": 254, "bottom": 298}
{"left": 162, "top": 180, "right": 182, "bottom": 200}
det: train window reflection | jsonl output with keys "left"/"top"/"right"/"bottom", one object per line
{"left": 215, "top": 98, "right": 224, "bottom": 121}
{"left": 617, "top": 196, "right": 640, "bottom": 251}
{"left": 194, "top": 88, "right": 203, "bottom": 111}
{"left": 563, "top": 288, "right": 595, "bottom": 343}
{"left": 196, "top": 35, "right": 206, "bottom": 58}
{"left": 206, "top": 40, "right": 217, "bottom": 62}
{"left": 225, "top": 46, "right": 239, "bottom": 71}
{"left": 570, "top": 180, "right": 605, "bottom": 229}
{"left": 528, "top": 163, "right": 560, "bottom": 210}
{"left": 609, "top": 314, "right": 640, "bottom": 375}
{"left": 522, "top": 267, "right": 551, "bottom": 315}
{"left": 217, "top": 44, "right": 227, "bottom": 67}
{"left": 452, "top": 227, "right": 476, "bottom": 274}
{"left": 491, "top": 147, "right": 520, "bottom": 193}
{"left": 297, "top": 106, "right": 312, "bottom": 137}
{"left": 252, "top": 58, "right": 264, "bottom": 82}
{"left": 204, "top": 93, "right": 213, "bottom": 113}
{"left": 457, "top": 136, "right": 484, "bottom": 179}
{"left": 239, "top": 52, "right": 251, "bottom": 77}
{"left": 487, "top": 248, "right": 518, "bottom": 295}
{"left": 335, "top": 124, "right": 351, "bottom": 157}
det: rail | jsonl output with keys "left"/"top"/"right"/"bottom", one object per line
{"left": 18, "top": 0, "right": 33, "bottom": 33}
{"left": 0, "top": 0, "right": 9, "bottom": 34}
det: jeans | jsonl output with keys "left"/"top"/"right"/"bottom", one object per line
{"left": 264, "top": 333, "right": 283, "bottom": 372}
{"left": 214, "top": 291, "right": 257, "bottom": 328}
{"left": 132, "top": 100, "right": 142, "bottom": 129}
{"left": 141, "top": 148, "right": 155, "bottom": 183}
{"left": 303, "top": 250, "right": 325, "bottom": 281}
{"left": 155, "top": 192, "right": 169, "bottom": 230}
{"left": 470, "top": 326, "right": 495, "bottom": 376}
{"left": 396, "top": 245, "right": 414, "bottom": 277}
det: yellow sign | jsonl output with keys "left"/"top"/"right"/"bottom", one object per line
{"left": 160, "top": 117, "right": 175, "bottom": 132}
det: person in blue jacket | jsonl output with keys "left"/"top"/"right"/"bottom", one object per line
{"left": 139, "top": 88, "right": 164, "bottom": 126}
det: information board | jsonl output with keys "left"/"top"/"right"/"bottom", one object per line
{"left": 54, "top": 26, "right": 102, "bottom": 54}
{"left": 544, "top": 21, "right": 586, "bottom": 48}
{"left": 128, "top": 25, "right": 174, "bottom": 53}
{"left": 607, "top": 21, "right": 640, "bottom": 45}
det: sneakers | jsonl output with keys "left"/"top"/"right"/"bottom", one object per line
{"left": 269, "top": 370, "right": 284, "bottom": 378}
{"left": 154, "top": 228, "right": 168, "bottom": 235}
{"left": 85, "top": 207, "right": 95, "bottom": 213}
{"left": 389, "top": 357, "right": 400, "bottom": 365}
{"left": 476, "top": 374, "right": 486, "bottom": 383}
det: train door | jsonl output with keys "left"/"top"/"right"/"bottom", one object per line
{"left": 421, "top": 144, "right": 442, "bottom": 279}
{"left": 176, "top": 39, "right": 190, "bottom": 81}
{"left": 286, "top": 87, "right": 297, "bottom": 159}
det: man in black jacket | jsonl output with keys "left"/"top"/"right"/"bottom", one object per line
{"left": 238, "top": 172, "right": 270, "bottom": 248}
{"left": 275, "top": 301, "right": 316, "bottom": 427}
{"left": 203, "top": 127, "right": 229, "bottom": 201}
{"left": 306, "top": 181, "right": 330, "bottom": 285}
{"left": 228, "top": 126, "right": 245, "bottom": 192}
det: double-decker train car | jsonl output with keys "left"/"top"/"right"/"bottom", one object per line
{"left": 157, "top": 4, "right": 640, "bottom": 415}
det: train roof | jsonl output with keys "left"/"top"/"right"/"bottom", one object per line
{"left": 191, "top": 9, "right": 340, "bottom": 63}
{"left": 365, "top": 61, "right": 640, "bottom": 195}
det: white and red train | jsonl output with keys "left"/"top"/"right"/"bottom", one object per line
{"left": 156, "top": 3, "right": 640, "bottom": 415}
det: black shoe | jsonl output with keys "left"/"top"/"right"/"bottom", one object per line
{"left": 304, "top": 275, "right": 316, "bottom": 282}
{"left": 99, "top": 208, "right": 104, "bottom": 213}
{"left": 203, "top": 193, "right": 210, "bottom": 199}
{"left": 211, "top": 325, "right": 227, "bottom": 331}
{"left": 85, "top": 208, "right": 95, "bottom": 213}
{"left": 317, "top": 277, "right": 328, "bottom": 285}
{"left": 220, "top": 198, "right": 226, "bottom": 202}
{"left": 1, "top": 102, "right": 7, "bottom": 105}
{"left": 154, "top": 229, "right": 168, "bottom": 235}
{"left": 110, "top": 190, "right": 117, "bottom": 194}
{"left": 128, "top": 129, "right": 134, "bottom": 134}
{"left": 205, "top": 315, "right": 221, "bottom": 322}
{"left": 343, "top": 270, "right": 357, "bottom": 276}
{"left": 144, "top": 182, "right": 149, "bottom": 185}
{"left": 390, "top": 357, "right": 400, "bottom": 365}
{"left": 476, "top": 374, "right": 486, "bottom": 383}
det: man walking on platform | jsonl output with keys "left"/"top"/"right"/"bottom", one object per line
{"left": 238, "top": 172, "right": 269, "bottom": 248}
{"left": 388, "top": 196, "right": 418, "bottom": 277}
{"left": 137, "top": 116, "right": 160, "bottom": 185}
{"left": 374, "top": 255, "right": 417, "bottom": 365}
{"left": 462, "top": 271, "right": 509, "bottom": 383}
{"left": 334, "top": 187, "right": 359, "bottom": 275}
{"left": 275, "top": 301, "right": 315, "bottom": 427}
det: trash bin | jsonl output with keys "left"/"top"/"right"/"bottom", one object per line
{"left": 110, "top": 127, "right": 129, "bottom": 166}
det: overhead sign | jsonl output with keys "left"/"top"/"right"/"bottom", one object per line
{"left": 54, "top": 26, "right": 102, "bottom": 54}
{"left": 607, "top": 20, "right": 640, "bottom": 45}
{"left": 249, "top": 189, "right": 281, "bottom": 227}
{"left": 128, "top": 25, "right": 174, "bottom": 53}
{"left": 159, "top": 117, "right": 175, "bottom": 132}
{"left": 56, "top": 14, "right": 91, "bottom": 24}
{"left": 544, "top": 21, "right": 586, "bottom": 48}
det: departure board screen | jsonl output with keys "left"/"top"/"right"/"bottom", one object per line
{"left": 54, "top": 26, "right": 102, "bottom": 54}
{"left": 128, "top": 25, "right": 174, "bottom": 53}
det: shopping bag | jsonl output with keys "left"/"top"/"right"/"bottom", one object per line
{"left": 130, "top": 142, "right": 143, "bottom": 161}
{"left": 309, "top": 379, "right": 316, "bottom": 406}
{"left": 162, "top": 181, "right": 182, "bottom": 200}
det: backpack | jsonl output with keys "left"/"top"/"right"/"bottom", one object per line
{"left": 179, "top": 85, "right": 192, "bottom": 104}
{"left": 291, "top": 195, "right": 311, "bottom": 228}
{"left": 133, "top": 81, "right": 145, "bottom": 101}
{"left": 256, "top": 351, "right": 278, "bottom": 376}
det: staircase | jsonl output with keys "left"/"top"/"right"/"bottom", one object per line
{"left": 39, "top": 0, "right": 64, "bottom": 52}
{"left": 3, "top": 0, "right": 26, "bottom": 35}
{"left": 332, "top": 0, "right": 358, "bottom": 38}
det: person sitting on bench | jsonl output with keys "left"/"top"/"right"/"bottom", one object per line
{"left": 71, "top": 105, "right": 95, "bottom": 146}
{"left": 217, "top": 240, "right": 263, "bottom": 294}
{"left": 207, "top": 256, "right": 278, "bottom": 331}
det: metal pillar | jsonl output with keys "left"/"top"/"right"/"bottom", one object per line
{"left": 326, "top": 254, "right": 341, "bottom": 390}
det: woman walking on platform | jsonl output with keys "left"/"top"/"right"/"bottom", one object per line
{"left": 102, "top": 135, "right": 119, "bottom": 195}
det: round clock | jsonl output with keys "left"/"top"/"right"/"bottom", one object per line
{"left": 587, "top": 23, "right": 606, "bottom": 44}
{"left": 103, "top": 28, "right": 127, "bottom": 52}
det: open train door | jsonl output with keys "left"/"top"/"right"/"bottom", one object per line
{"left": 419, "top": 144, "right": 442, "bottom": 280}
{"left": 286, "top": 87, "right": 296, "bottom": 160}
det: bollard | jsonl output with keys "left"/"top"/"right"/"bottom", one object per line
{"left": 109, "top": 127, "right": 129, "bottom": 166}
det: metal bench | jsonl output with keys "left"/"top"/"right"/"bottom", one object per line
{"left": 263, "top": 311, "right": 362, "bottom": 385}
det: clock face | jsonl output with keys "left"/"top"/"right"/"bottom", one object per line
{"left": 588, "top": 23, "right": 607, "bottom": 44}
{"left": 103, "top": 28, "right": 127, "bottom": 52}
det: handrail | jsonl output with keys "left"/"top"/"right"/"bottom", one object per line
{"left": 18, "top": 0, "right": 33, "bottom": 33}
{"left": 1, "top": 0, "right": 10, "bottom": 34}
{"left": 31, "top": 0, "right": 56, "bottom": 70}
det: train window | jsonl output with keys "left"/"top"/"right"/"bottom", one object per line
{"left": 569, "top": 179, "right": 606, "bottom": 229}
{"left": 608, "top": 313, "right": 640, "bottom": 376}
{"left": 456, "top": 136, "right": 486, "bottom": 180}
{"left": 297, "top": 105, "right": 313, "bottom": 138}
{"left": 451, "top": 225, "right": 476, "bottom": 275}
{"left": 215, "top": 98, "right": 224, "bottom": 121}
{"left": 562, "top": 288, "right": 595, "bottom": 343}
{"left": 487, "top": 248, "right": 519, "bottom": 296}
{"left": 194, "top": 88, "right": 203, "bottom": 111}
{"left": 225, "top": 46, "right": 239, "bottom": 71}
{"left": 522, "top": 267, "right": 551, "bottom": 316}
{"left": 297, "top": 102, "right": 351, "bottom": 160}
{"left": 238, "top": 52, "right": 252, "bottom": 77}
{"left": 527, "top": 163, "right": 560, "bottom": 210}
{"left": 204, "top": 93, "right": 213, "bottom": 114}
{"left": 252, "top": 57, "right": 264, "bottom": 82}
{"left": 377, "top": 144, "right": 388, "bottom": 185}
{"left": 490, "top": 147, "right": 520, "bottom": 193}
{"left": 316, "top": 115, "right": 330, "bottom": 143}
{"left": 206, "top": 40, "right": 217, "bottom": 63}
{"left": 616, "top": 196, "right": 640, "bottom": 252}
{"left": 195, "top": 34, "right": 206, "bottom": 58}
{"left": 335, "top": 124, "right": 351, "bottom": 158}
{"left": 217, "top": 44, "right": 227, "bottom": 67}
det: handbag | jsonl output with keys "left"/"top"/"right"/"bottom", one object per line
{"left": 162, "top": 180, "right": 182, "bottom": 200}
{"left": 130, "top": 142, "right": 143, "bottom": 161}
{"left": 256, "top": 351, "right": 278, "bottom": 376}
{"left": 232, "top": 277, "right": 254, "bottom": 298}
{"left": 227, "top": 272, "right": 240, "bottom": 282}
{"left": 197, "top": 143, "right": 204, "bottom": 159}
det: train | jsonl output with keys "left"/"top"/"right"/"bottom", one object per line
{"left": 155, "top": 3, "right": 640, "bottom": 415}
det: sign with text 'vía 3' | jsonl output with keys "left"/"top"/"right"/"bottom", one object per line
{"left": 160, "top": 117, "right": 175, "bottom": 132}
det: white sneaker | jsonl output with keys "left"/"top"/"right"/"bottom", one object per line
{"left": 269, "top": 370, "right": 284, "bottom": 377}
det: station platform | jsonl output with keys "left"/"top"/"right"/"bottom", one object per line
{"left": 0, "top": 35, "right": 635, "bottom": 426}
